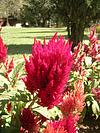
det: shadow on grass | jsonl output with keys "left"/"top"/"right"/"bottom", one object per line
{"left": 18, "top": 29, "right": 67, "bottom": 34}
{"left": 13, "top": 35, "right": 68, "bottom": 40}
{"left": 7, "top": 34, "right": 100, "bottom": 55}
{"left": 14, "top": 34, "right": 89, "bottom": 40}
{"left": 13, "top": 36, "right": 53, "bottom": 40}
{"left": 8, "top": 44, "right": 32, "bottom": 55}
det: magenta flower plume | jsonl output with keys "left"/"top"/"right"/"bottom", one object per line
{"left": 0, "top": 37, "right": 7, "bottom": 63}
{"left": 88, "top": 27, "right": 99, "bottom": 59}
{"left": 20, "top": 108, "right": 39, "bottom": 133}
{"left": 23, "top": 33, "right": 72, "bottom": 108}
{"left": 60, "top": 80, "right": 85, "bottom": 116}
{"left": 89, "top": 27, "right": 98, "bottom": 44}
{"left": 64, "top": 114, "right": 78, "bottom": 133}
{"left": 43, "top": 114, "right": 78, "bottom": 133}
{"left": 43, "top": 122, "right": 67, "bottom": 133}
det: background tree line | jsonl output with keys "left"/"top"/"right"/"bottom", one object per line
{"left": 0, "top": 0, "right": 100, "bottom": 48}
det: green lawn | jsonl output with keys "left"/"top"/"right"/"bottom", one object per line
{"left": 1, "top": 26, "right": 99, "bottom": 60}
{"left": 1, "top": 27, "right": 67, "bottom": 59}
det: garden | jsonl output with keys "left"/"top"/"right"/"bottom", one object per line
{"left": 0, "top": 26, "right": 100, "bottom": 133}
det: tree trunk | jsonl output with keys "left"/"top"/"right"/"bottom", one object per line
{"left": 41, "top": 18, "right": 46, "bottom": 27}
{"left": 67, "top": 24, "right": 71, "bottom": 38}
{"left": 70, "top": 22, "right": 85, "bottom": 51}
{"left": 6, "top": 17, "right": 10, "bottom": 26}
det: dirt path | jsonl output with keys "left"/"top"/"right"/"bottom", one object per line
{"left": 79, "top": 116, "right": 100, "bottom": 133}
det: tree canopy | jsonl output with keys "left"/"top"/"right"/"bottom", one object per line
{"left": 0, "top": 0, "right": 100, "bottom": 48}
{"left": 21, "top": 0, "right": 55, "bottom": 27}
{"left": 51, "top": 0, "right": 100, "bottom": 48}
{"left": 0, "top": 0, "right": 24, "bottom": 19}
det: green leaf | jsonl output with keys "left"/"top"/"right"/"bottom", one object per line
{"left": 3, "top": 83, "right": 8, "bottom": 90}
{"left": 31, "top": 103, "right": 50, "bottom": 119}
{"left": 85, "top": 93, "right": 94, "bottom": 98}
{"left": 0, "top": 90, "right": 17, "bottom": 101}
{"left": 12, "top": 62, "right": 24, "bottom": 79}
{"left": 92, "top": 100, "right": 100, "bottom": 118}
{"left": 85, "top": 56, "right": 92, "bottom": 66}
{"left": 11, "top": 62, "right": 24, "bottom": 87}
{"left": 48, "top": 106, "right": 61, "bottom": 119}
{"left": 0, "top": 72, "right": 6, "bottom": 78}
{"left": 86, "top": 101, "right": 91, "bottom": 107}
{"left": 0, "top": 94, "right": 11, "bottom": 100}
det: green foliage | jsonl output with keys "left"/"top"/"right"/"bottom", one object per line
{"left": 0, "top": 0, "right": 24, "bottom": 19}
{"left": 0, "top": 27, "right": 99, "bottom": 132}
{"left": 21, "top": 0, "right": 54, "bottom": 27}
{"left": 92, "top": 99, "right": 100, "bottom": 118}
{"left": 0, "top": 56, "right": 61, "bottom": 132}
{"left": 51, "top": 0, "right": 100, "bottom": 48}
{"left": 11, "top": 62, "right": 24, "bottom": 87}
{"left": 96, "top": 25, "right": 100, "bottom": 33}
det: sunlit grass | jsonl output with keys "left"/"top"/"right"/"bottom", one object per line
{"left": 1, "top": 26, "right": 97, "bottom": 60}
{"left": 1, "top": 27, "right": 67, "bottom": 45}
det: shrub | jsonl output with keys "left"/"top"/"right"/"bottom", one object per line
{"left": 96, "top": 24, "right": 100, "bottom": 33}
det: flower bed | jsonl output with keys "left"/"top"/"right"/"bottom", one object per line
{"left": 0, "top": 27, "right": 99, "bottom": 133}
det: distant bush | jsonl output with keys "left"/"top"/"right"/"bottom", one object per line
{"left": 96, "top": 24, "right": 100, "bottom": 33}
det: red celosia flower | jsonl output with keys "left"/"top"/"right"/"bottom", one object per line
{"left": 6, "top": 57, "right": 14, "bottom": 73}
{"left": 0, "top": 37, "right": 7, "bottom": 63}
{"left": 43, "top": 114, "right": 78, "bottom": 133}
{"left": 4, "top": 57, "right": 14, "bottom": 80}
{"left": 72, "top": 27, "right": 99, "bottom": 73}
{"left": 39, "top": 113, "right": 48, "bottom": 123}
{"left": 73, "top": 43, "right": 81, "bottom": 58}
{"left": 7, "top": 101, "right": 12, "bottom": 113}
{"left": 72, "top": 43, "right": 86, "bottom": 73}
{"left": 23, "top": 33, "right": 72, "bottom": 108}
{"left": 88, "top": 27, "right": 99, "bottom": 59}
{"left": 92, "top": 88, "right": 100, "bottom": 103}
{"left": 89, "top": 27, "right": 98, "bottom": 44}
{"left": 63, "top": 114, "right": 78, "bottom": 133}
{"left": 20, "top": 108, "right": 39, "bottom": 133}
{"left": 60, "top": 80, "right": 85, "bottom": 115}
{"left": 83, "top": 44, "right": 89, "bottom": 55}
{"left": 95, "top": 53, "right": 100, "bottom": 62}
{"left": 60, "top": 92, "right": 75, "bottom": 116}
{"left": 43, "top": 123, "right": 67, "bottom": 133}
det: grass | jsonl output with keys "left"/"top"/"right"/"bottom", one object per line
{"left": 1, "top": 26, "right": 99, "bottom": 60}
{"left": 1, "top": 27, "right": 67, "bottom": 60}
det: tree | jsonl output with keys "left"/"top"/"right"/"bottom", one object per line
{"left": 51, "top": 0, "right": 100, "bottom": 49}
{"left": 21, "top": 0, "right": 55, "bottom": 27}
{"left": 0, "top": 0, "right": 24, "bottom": 25}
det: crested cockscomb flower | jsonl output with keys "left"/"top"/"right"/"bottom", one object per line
{"left": 88, "top": 27, "right": 99, "bottom": 59}
{"left": 64, "top": 114, "right": 78, "bottom": 133}
{"left": 95, "top": 53, "right": 100, "bottom": 62}
{"left": 60, "top": 91, "right": 76, "bottom": 116}
{"left": 89, "top": 27, "right": 98, "bottom": 44}
{"left": 23, "top": 33, "right": 72, "bottom": 108}
{"left": 60, "top": 80, "right": 85, "bottom": 115}
{"left": 20, "top": 108, "right": 39, "bottom": 133}
{"left": 7, "top": 101, "right": 12, "bottom": 113}
{"left": 43, "top": 123, "right": 67, "bottom": 133}
{"left": 72, "top": 43, "right": 86, "bottom": 74}
{"left": 72, "top": 27, "right": 99, "bottom": 73}
{"left": 0, "top": 37, "right": 7, "bottom": 63}
{"left": 43, "top": 114, "right": 78, "bottom": 133}
{"left": 4, "top": 57, "right": 14, "bottom": 80}
{"left": 6, "top": 57, "right": 14, "bottom": 73}
{"left": 92, "top": 88, "right": 100, "bottom": 103}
